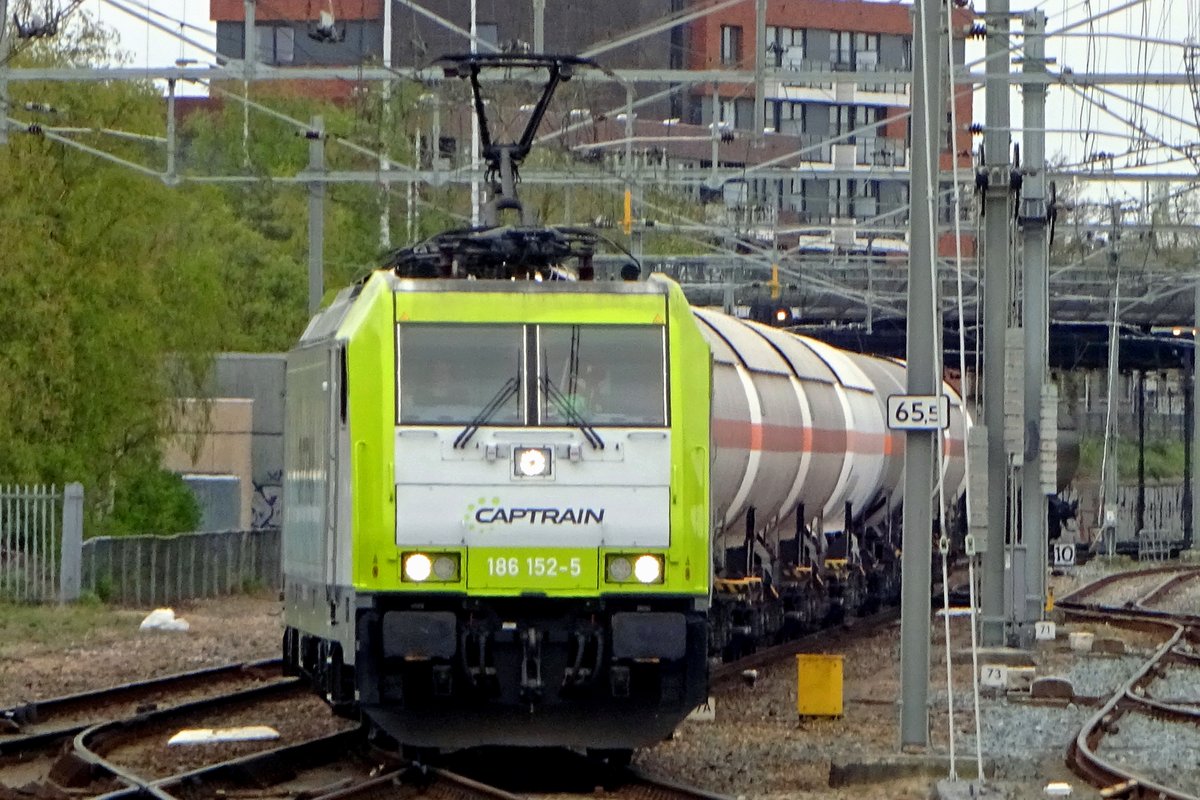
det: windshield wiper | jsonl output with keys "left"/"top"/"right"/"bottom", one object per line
{"left": 454, "top": 376, "right": 519, "bottom": 449}
{"left": 541, "top": 375, "right": 604, "bottom": 450}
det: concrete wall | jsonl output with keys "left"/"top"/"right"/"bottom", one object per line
{"left": 208, "top": 354, "right": 286, "bottom": 530}
{"left": 165, "top": 354, "right": 287, "bottom": 532}
{"left": 163, "top": 398, "right": 254, "bottom": 531}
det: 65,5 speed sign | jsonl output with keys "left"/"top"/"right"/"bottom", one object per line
{"left": 886, "top": 394, "right": 950, "bottom": 431}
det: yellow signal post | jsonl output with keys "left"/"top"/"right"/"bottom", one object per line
{"left": 768, "top": 265, "right": 781, "bottom": 300}
{"left": 622, "top": 188, "right": 633, "bottom": 235}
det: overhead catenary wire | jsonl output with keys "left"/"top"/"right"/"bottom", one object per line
{"left": 7, "top": 0, "right": 1196, "bottom": 312}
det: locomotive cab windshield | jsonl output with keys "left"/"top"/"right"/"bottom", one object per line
{"left": 397, "top": 322, "right": 668, "bottom": 428}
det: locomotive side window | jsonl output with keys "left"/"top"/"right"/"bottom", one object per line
{"left": 538, "top": 325, "right": 668, "bottom": 427}
{"left": 397, "top": 324, "right": 524, "bottom": 424}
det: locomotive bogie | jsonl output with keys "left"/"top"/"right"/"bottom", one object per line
{"left": 348, "top": 594, "right": 709, "bottom": 749}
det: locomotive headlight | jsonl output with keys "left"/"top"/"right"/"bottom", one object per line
{"left": 432, "top": 554, "right": 459, "bottom": 581}
{"left": 634, "top": 554, "right": 663, "bottom": 584}
{"left": 606, "top": 555, "right": 633, "bottom": 582}
{"left": 514, "top": 446, "right": 552, "bottom": 478}
{"left": 605, "top": 553, "right": 664, "bottom": 584}
{"left": 403, "top": 553, "right": 433, "bottom": 582}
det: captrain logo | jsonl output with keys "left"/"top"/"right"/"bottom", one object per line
{"left": 463, "top": 497, "right": 605, "bottom": 531}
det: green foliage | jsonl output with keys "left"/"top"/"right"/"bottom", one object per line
{"left": 92, "top": 574, "right": 115, "bottom": 604}
{"left": 0, "top": 601, "right": 135, "bottom": 653}
{"left": 1078, "top": 436, "right": 1185, "bottom": 482}
{"left": 0, "top": 13, "right": 326, "bottom": 528}
{"left": 94, "top": 464, "right": 202, "bottom": 537}
{"left": 74, "top": 590, "right": 105, "bottom": 608}
{"left": 240, "top": 576, "right": 268, "bottom": 595}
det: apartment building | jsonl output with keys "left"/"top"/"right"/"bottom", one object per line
{"left": 686, "top": 0, "right": 974, "bottom": 254}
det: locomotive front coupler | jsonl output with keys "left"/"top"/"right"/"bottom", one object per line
{"left": 519, "top": 626, "right": 544, "bottom": 703}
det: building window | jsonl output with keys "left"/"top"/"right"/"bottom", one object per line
{"left": 719, "top": 99, "right": 737, "bottom": 126}
{"left": 831, "top": 31, "right": 853, "bottom": 67}
{"left": 768, "top": 100, "right": 804, "bottom": 135}
{"left": 854, "top": 33, "right": 879, "bottom": 69}
{"left": 831, "top": 179, "right": 878, "bottom": 217}
{"left": 255, "top": 25, "right": 295, "bottom": 65}
{"left": 860, "top": 105, "right": 880, "bottom": 134}
{"left": 831, "top": 105, "right": 854, "bottom": 138}
{"left": 860, "top": 179, "right": 880, "bottom": 214}
{"left": 720, "top": 25, "right": 743, "bottom": 65}
{"left": 765, "top": 26, "right": 804, "bottom": 67}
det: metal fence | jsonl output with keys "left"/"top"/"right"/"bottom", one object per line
{"left": 81, "top": 528, "right": 281, "bottom": 606}
{"left": 1115, "top": 483, "right": 1185, "bottom": 541}
{"left": 0, "top": 483, "right": 83, "bottom": 602}
{"left": 3, "top": 481, "right": 281, "bottom": 605}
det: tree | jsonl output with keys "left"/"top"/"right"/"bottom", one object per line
{"left": 0, "top": 12, "right": 331, "bottom": 533}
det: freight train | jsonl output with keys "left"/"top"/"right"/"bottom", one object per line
{"left": 280, "top": 54, "right": 969, "bottom": 762}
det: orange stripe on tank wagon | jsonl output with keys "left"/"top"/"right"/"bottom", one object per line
{"left": 714, "top": 419, "right": 893, "bottom": 455}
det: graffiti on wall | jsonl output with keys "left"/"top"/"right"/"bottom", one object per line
{"left": 252, "top": 470, "right": 283, "bottom": 529}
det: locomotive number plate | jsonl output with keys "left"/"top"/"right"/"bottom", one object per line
{"left": 467, "top": 548, "right": 597, "bottom": 590}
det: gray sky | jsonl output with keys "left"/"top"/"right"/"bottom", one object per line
{"left": 92, "top": 0, "right": 216, "bottom": 68}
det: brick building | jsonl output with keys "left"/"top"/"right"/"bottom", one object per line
{"left": 685, "top": 0, "right": 974, "bottom": 254}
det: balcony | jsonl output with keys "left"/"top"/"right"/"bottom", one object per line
{"left": 767, "top": 59, "right": 909, "bottom": 104}
{"left": 857, "top": 137, "right": 907, "bottom": 167}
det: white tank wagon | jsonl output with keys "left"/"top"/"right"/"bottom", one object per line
{"left": 693, "top": 308, "right": 969, "bottom": 585}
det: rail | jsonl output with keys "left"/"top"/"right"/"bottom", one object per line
{"left": 1059, "top": 567, "right": 1200, "bottom": 799}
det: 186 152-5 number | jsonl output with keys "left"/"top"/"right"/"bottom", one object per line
{"left": 486, "top": 555, "right": 582, "bottom": 578}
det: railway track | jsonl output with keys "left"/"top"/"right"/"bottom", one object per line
{"left": 1059, "top": 566, "right": 1200, "bottom": 799}
{"left": 0, "top": 660, "right": 288, "bottom": 795}
{"left": 89, "top": 731, "right": 735, "bottom": 800}
{"left": 0, "top": 659, "right": 283, "bottom": 745}
{"left": 3, "top": 667, "right": 732, "bottom": 800}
